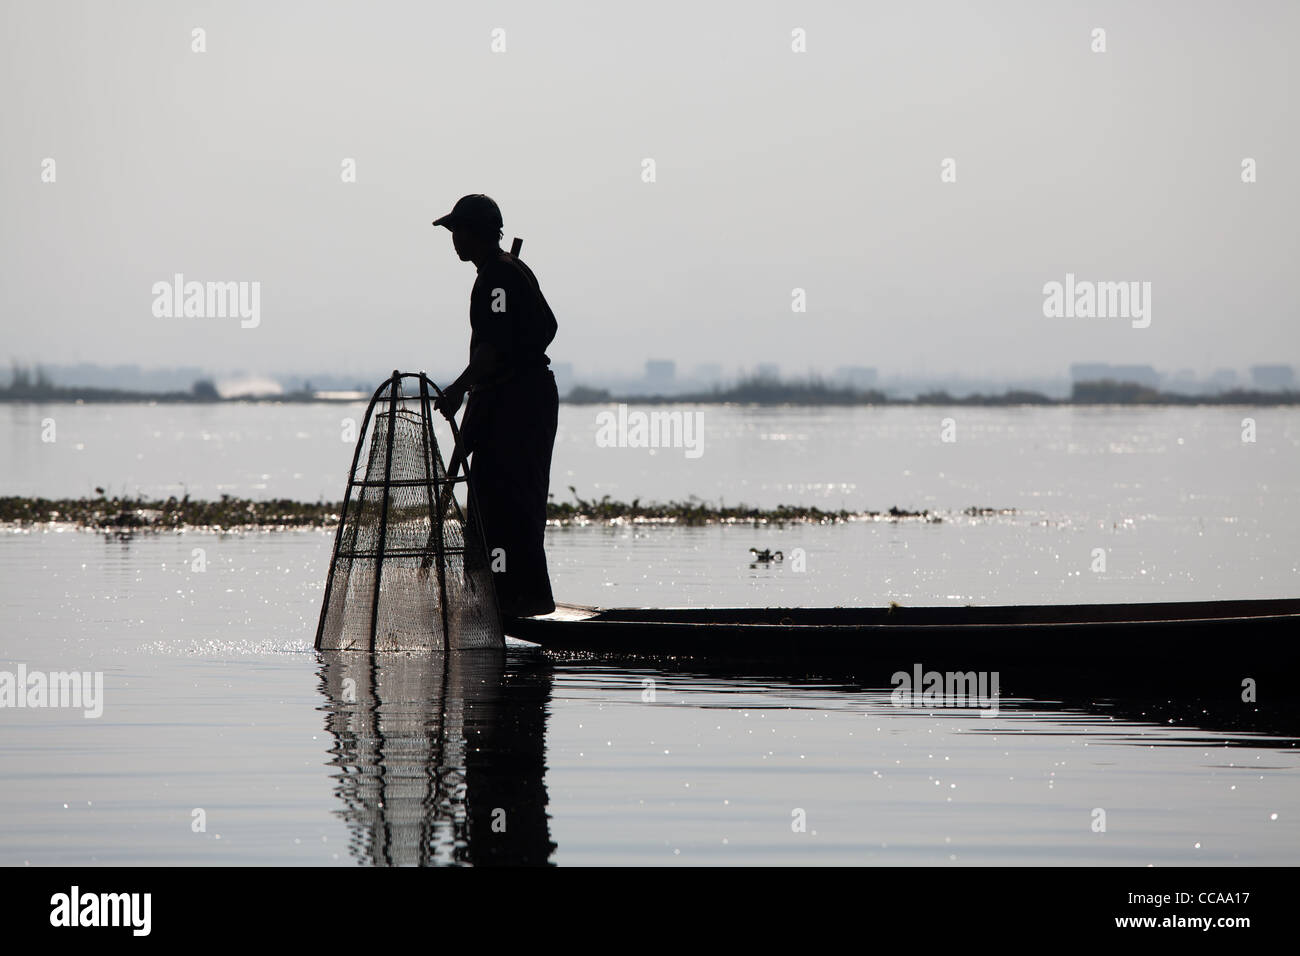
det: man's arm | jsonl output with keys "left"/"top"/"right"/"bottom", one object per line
{"left": 434, "top": 341, "right": 506, "bottom": 417}
{"left": 434, "top": 266, "right": 518, "bottom": 417}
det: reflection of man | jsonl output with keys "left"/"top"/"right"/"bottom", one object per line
{"left": 432, "top": 194, "right": 558, "bottom": 618}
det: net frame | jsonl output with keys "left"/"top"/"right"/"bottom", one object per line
{"left": 315, "top": 370, "right": 502, "bottom": 651}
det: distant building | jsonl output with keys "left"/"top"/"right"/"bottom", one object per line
{"left": 1250, "top": 364, "right": 1295, "bottom": 390}
{"left": 754, "top": 363, "right": 781, "bottom": 381}
{"left": 1111, "top": 365, "right": 1159, "bottom": 388}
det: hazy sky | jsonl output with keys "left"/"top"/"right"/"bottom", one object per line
{"left": 2, "top": 0, "right": 1296, "bottom": 383}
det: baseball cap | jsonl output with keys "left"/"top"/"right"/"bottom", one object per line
{"left": 432, "top": 194, "right": 504, "bottom": 232}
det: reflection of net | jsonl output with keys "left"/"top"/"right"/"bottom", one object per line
{"left": 319, "top": 648, "right": 556, "bottom": 867}
{"left": 317, "top": 374, "right": 501, "bottom": 651}
{"left": 322, "top": 651, "right": 475, "bottom": 866}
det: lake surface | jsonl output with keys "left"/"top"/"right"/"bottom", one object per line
{"left": 1, "top": 404, "right": 1297, "bottom": 864}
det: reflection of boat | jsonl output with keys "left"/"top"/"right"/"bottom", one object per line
{"left": 507, "top": 599, "right": 1300, "bottom": 667}
{"left": 317, "top": 649, "right": 554, "bottom": 866}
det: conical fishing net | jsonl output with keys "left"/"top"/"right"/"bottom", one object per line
{"left": 316, "top": 371, "right": 502, "bottom": 651}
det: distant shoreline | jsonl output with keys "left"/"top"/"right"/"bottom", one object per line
{"left": 2, "top": 380, "right": 1299, "bottom": 407}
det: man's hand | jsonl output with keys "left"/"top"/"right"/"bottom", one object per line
{"left": 434, "top": 386, "right": 465, "bottom": 419}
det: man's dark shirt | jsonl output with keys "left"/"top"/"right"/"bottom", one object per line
{"left": 469, "top": 250, "right": 557, "bottom": 386}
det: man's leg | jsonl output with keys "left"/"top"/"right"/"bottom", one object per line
{"left": 516, "top": 373, "right": 559, "bottom": 615}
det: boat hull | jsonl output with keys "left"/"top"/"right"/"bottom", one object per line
{"left": 506, "top": 599, "right": 1300, "bottom": 672}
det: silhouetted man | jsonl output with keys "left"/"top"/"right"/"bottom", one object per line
{"left": 432, "top": 194, "right": 558, "bottom": 618}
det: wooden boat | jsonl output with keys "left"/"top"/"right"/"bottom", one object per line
{"left": 506, "top": 598, "right": 1300, "bottom": 673}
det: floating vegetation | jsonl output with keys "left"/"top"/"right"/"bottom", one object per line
{"left": 0, "top": 495, "right": 339, "bottom": 532}
{"left": 0, "top": 493, "right": 1017, "bottom": 532}
{"left": 547, "top": 488, "right": 948, "bottom": 526}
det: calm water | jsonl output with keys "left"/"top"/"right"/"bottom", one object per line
{"left": 1, "top": 404, "right": 1298, "bottom": 864}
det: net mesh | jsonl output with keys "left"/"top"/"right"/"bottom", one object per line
{"left": 317, "top": 372, "right": 502, "bottom": 651}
